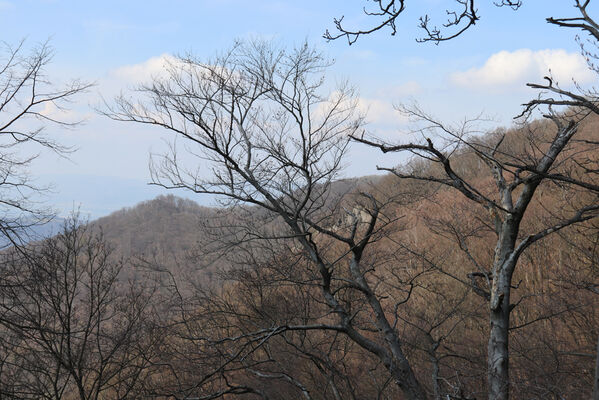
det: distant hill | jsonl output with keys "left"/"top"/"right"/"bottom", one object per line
{"left": 91, "top": 175, "right": 383, "bottom": 257}
{"left": 93, "top": 194, "right": 217, "bottom": 259}
{"left": 86, "top": 175, "right": 384, "bottom": 281}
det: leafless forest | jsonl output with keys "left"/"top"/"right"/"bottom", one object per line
{"left": 1, "top": 1, "right": 599, "bottom": 399}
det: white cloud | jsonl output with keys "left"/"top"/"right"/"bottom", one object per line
{"left": 111, "top": 54, "right": 237, "bottom": 89}
{"left": 356, "top": 97, "right": 407, "bottom": 127}
{"left": 39, "top": 102, "right": 88, "bottom": 125}
{"left": 451, "top": 49, "right": 595, "bottom": 90}
{"left": 112, "top": 57, "right": 407, "bottom": 131}
{"left": 111, "top": 54, "right": 178, "bottom": 84}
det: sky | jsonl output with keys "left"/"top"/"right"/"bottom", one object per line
{"left": 0, "top": 0, "right": 596, "bottom": 218}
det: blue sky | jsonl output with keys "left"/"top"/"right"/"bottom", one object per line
{"left": 1, "top": 0, "right": 596, "bottom": 217}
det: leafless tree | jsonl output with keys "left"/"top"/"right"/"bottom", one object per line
{"left": 324, "top": 0, "right": 599, "bottom": 398}
{"left": 0, "top": 39, "right": 91, "bottom": 247}
{"left": 0, "top": 216, "right": 159, "bottom": 399}
{"left": 105, "top": 40, "right": 442, "bottom": 399}
{"left": 324, "top": 0, "right": 523, "bottom": 45}
{"left": 142, "top": 243, "right": 410, "bottom": 399}
{"left": 352, "top": 99, "right": 599, "bottom": 399}
{"left": 545, "top": 219, "right": 599, "bottom": 399}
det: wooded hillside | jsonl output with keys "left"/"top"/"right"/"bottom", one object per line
{"left": 2, "top": 3, "right": 599, "bottom": 397}
{"left": 44, "top": 112, "right": 594, "bottom": 399}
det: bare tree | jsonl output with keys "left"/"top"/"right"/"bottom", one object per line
{"left": 324, "top": 0, "right": 523, "bottom": 45}
{"left": 323, "top": 1, "right": 599, "bottom": 398}
{"left": 0, "top": 39, "right": 91, "bottom": 247}
{"left": 142, "top": 242, "right": 411, "bottom": 399}
{"left": 0, "top": 216, "right": 158, "bottom": 399}
{"left": 352, "top": 97, "right": 599, "bottom": 400}
{"left": 543, "top": 219, "right": 599, "bottom": 399}
{"left": 105, "top": 40, "right": 440, "bottom": 399}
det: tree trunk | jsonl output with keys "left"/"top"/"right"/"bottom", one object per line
{"left": 488, "top": 304, "right": 510, "bottom": 400}
{"left": 393, "top": 358, "right": 429, "bottom": 400}
{"left": 487, "top": 252, "right": 514, "bottom": 400}
{"left": 348, "top": 258, "right": 428, "bottom": 400}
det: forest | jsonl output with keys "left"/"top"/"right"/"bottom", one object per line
{"left": 0, "top": 1, "right": 598, "bottom": 399}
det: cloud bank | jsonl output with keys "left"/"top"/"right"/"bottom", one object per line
{"left": 451, "top": 49, "right": 595, "bottom": 90}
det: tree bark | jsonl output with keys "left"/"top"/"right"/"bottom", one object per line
{"left": 487, "top": 223, "right": 517, "bottom": 400}
{"left": 487, "top": 291, "right": 510, "bottom": 400}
